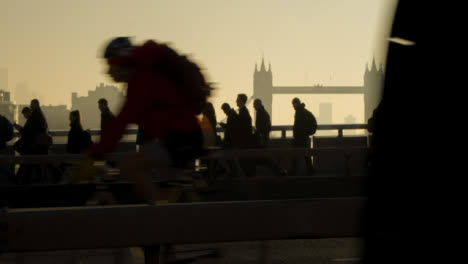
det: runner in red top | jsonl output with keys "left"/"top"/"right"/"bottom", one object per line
{"left": 75, "top": 37, "right": 207, "bottom": 203}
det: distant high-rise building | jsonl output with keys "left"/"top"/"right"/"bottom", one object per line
{"left": 71, "top": 83, "right": 124, "bottom": 129}
{"left": 253, "top": 57, "right": 273, "bottom": 116}
{"left": 344, "top": 114, "right": 356, "bottom": 124}
{"left": 318, "top": 103, "right": 332, "bottom": 125}
{"left": 345, "top": 114, "right": 357, "bottom": 135}
{"left": 0, "top": 69, "right": 15, "bottom": 121}
{"left": 0, "top": 68, "right": 7, "bottom": 92}
{"left": 42, "top": 105, "right": 70, "bottom": 130}
{"left": 0, "top": 90, "right": 16, "bottom": 122}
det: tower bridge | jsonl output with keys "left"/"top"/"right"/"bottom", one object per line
{"left": 253, "top": 57, "right": 384, "bottom": 121}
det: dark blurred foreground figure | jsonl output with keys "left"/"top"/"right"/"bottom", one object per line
{"left": 289, "top": 97, "right": 317, "bottom": 176}
{"left": 0, "top": 114, "right": 14, "bottom": 180}
{"left": 364, "top": 1, "right": 462, "bottom": 263}
{"left": 0, "top": 114, "right": 13, "bottom": 151}
{"left": 75, "top": 37, "right": 212, "bottom": 203}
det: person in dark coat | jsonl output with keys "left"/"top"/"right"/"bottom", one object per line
{"left": 15, "top": 99, "right": 50, "bottom": 184}
{"left": 218, "top": 103, "right": 243, "bottom": 178}
{"left": 235, "top": 94, "right": 256, "bottom": 178}
{"left": 98, "top": 98, "right": 116, "bottom": 167}
{"left": 235, "top": 94, "right": 254, "bottom": 148}
{"left": 98, "top": 98, "right": 115, "bottom": 131}
{"left": 67, "top": 110, "right": 92, "bottom": 154}
{"left": 290, "top": 97, "right": 314, "bottom": 176}
{"left": 220, "top": 103, "right": 239, "bottom": 148}
{"left": 253, "top": 99, "right": 285, "bottom": 176}
{"left": 24, "top": 99, "right": 49, "bottom": 155}
{"left": 253, "top": 99, "right": 271, "bottom": 148}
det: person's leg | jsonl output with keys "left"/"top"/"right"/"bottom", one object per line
{"left": 121, "top": 141, "right": 172, "bottom": 204}
{"left": 302, "top": 138, "right": 314, "bottom": 175}
{"left": 289, "top": 139, "right": 299, "bottom": 176}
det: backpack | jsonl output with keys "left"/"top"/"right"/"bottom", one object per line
{"left": 35, "top": 132, "right": 53, "bottom": 150}
{"left": 82, "top": 129, "right": 93, "bottom": 148}
{"left": 0, "top": 116, "right": 14, "bottom": 142}
{"left": 152, "top": 44, "right": 213, "bottom": 114}
{"left": 304, "top": 110, "right": 318, "bottom": 135}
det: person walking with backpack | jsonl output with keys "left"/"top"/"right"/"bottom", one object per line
{"left": 75, "top": 37, "right": 211, "bottom": 204}
{"left": 290, "top": 97, "right": 317, "bottom": 176}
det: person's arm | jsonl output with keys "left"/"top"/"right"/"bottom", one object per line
{"left": 13, "top": 123, "right": 23, "bottom": 132}
{"left": 89, "top": 72, "right": 152, "bottom": 158}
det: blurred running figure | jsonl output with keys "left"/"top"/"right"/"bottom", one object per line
{"left": 75, "top": 37, "right": 211, "bottom": 203}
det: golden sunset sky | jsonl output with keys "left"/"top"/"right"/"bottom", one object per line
{"left": 1, "top": 0, "right": 396, "bottom": 125}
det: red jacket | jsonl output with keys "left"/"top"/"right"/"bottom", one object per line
{"left": 90, "top": 40, "right": 201, "bottom": 158}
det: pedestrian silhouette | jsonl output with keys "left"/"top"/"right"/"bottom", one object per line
{"left": 218, "top": 102, "right": 243, "bottom": 178}
{"left": 27, "top": 99, "right": 50, "bottom": 155}
{"left": 12, "top": 107, "right": 32, "bottom": 156}
{"left": 253, "top": 99, "right": 285, "bottom": 176}
{"left": 235, "top": 94, "right": 256, "bottom": 178}
{"left": 290, "top": 97, "right": 316, "bottom": 176}
{"left": 200, "top": 102, "right": 218, "bottom": 147}
{"left": 219, "top": 103, "right": 239, "bottom": 148}
{"left": 98, "top": 98, "right": 115, "bottom": 131}
{"left": 66, "top": 110, "right": 93, "bottom": 154}
{"left": 253, "top": 99, "right": 271, "bottom": 148}
{"left": 15, "top": 99, "right": 54, "bottom": 184}
{"left": 235, "top": 94, "right": 254, "bottom": 148}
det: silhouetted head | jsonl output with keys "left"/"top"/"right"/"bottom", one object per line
{"left": 30, "top": 99, "right": 40, "bottom": 111}
{"left": 21, "top": 107, "right": 32, "bottom": 119}
{"left": 104, "top": 37, "right": 132, "bottom": 59}
{"left": 98, "top": 98, "right": 108, "bottom": 112}
{"left": 69, "top": 110, "right": 82, "bottom": 125}
{"left": 221, "top": 103, "right": 231, "bottom": 115}
{"left": 292, "top": 97, "right": 303, "bottom": 110}
{"left": 103, "top": 37, "right": 135, "bottom": 83}
{"left": 236, "top": 94, "right": 248, "bottom": 108}
{"left": 253, "top": 99, "right": 263, "bottom": 111}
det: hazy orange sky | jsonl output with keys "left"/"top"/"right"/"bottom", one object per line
{"left": 1, "top": 0, "right": 396, "bottom": 125}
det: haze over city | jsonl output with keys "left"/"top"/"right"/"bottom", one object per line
{"left": 1, "top": 0, "right": 396, "bottom": 125}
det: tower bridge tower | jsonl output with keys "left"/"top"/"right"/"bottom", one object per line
{"left": 253, "top": 57, "right": 273, "bottom": 116}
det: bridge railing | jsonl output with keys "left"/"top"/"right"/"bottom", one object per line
{"left": 0, "top": 198, "right": 365, "bottom": 261}
{"left": 10, "top": 124, "right": 368, "bottom": 139}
